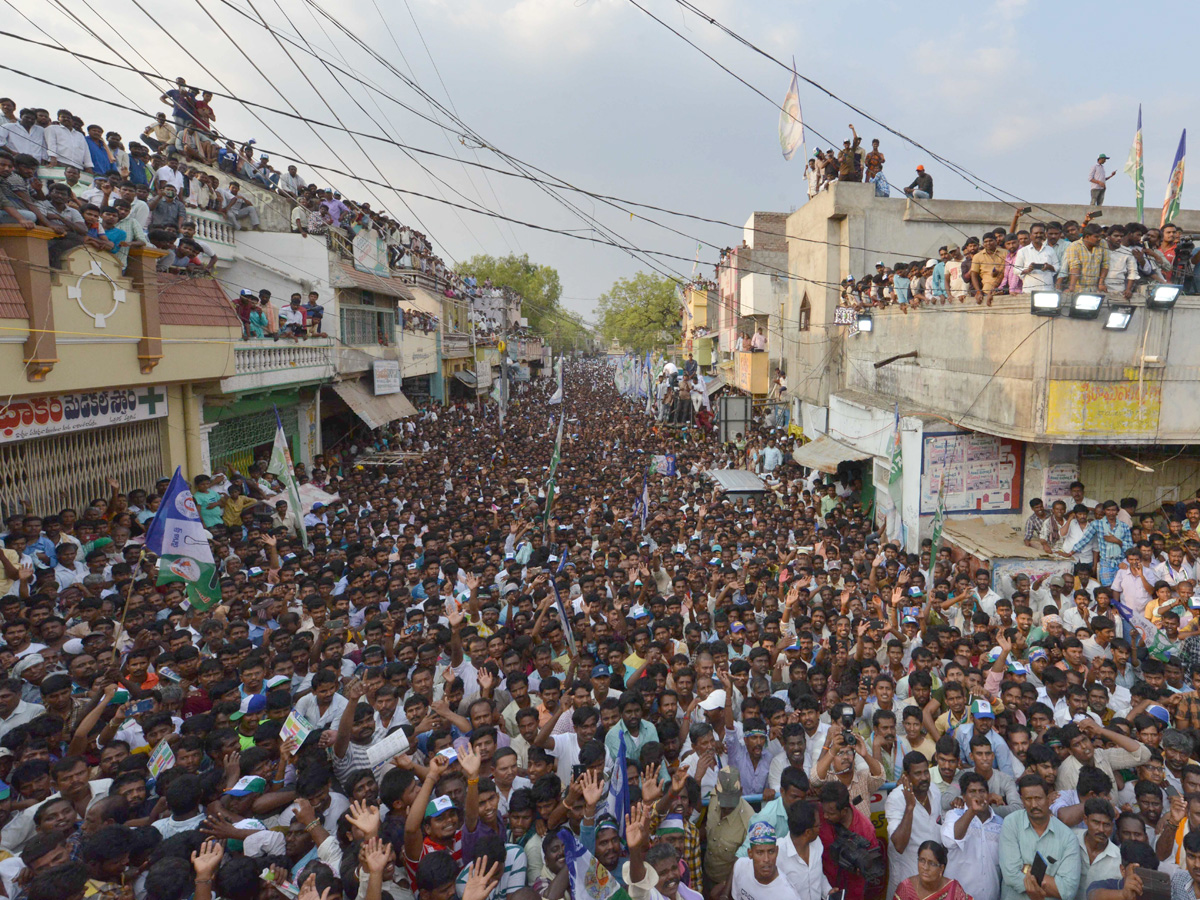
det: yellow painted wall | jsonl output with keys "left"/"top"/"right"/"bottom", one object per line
{"left": 734, "top": 350, "right": 770, "bottom": 394}
{"left": 1046, "top": 380, "right": 1161, "bottom": 436}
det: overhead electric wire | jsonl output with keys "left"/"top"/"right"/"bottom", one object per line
{"left": 293, "top": 0, "right": 494, "bottom": 257}
{"left": 292, "top": 0, "right": 692, "bottom": 289}
{"left": 0, "top": 28, "right": 1029, "bottom": 267}
{"left": 654, "top": 0, "right": 1074, "bottom": 224}
{"left": 390, "top": 0, "right": 523, "bottom": 254}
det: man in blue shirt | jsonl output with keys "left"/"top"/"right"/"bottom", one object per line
{"left": 84, "top": 124, "right": 114, "bottom": 177}
{"left": 955, "top": 700, "right": 1017, "bottom": 776}
{"left": 160, "top": 78, "right": 197, "bottom": 127}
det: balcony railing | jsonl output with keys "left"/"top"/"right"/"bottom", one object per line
{"left": 190, "top": 209, "right": 236, "bottom": 260}
{"left": 222, "top": 337, "right": 335, "bottom": 392}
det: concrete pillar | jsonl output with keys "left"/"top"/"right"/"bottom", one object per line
{"left": 0, "top": 225, "right": 58, "bottom": 381}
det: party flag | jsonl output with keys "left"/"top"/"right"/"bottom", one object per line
{"left": 1124, "top": 104, "right": 1144, "bottom": 223}
{"left": 779, "top": 60, "right": 806, "bottom": 161}
{"left": 1161, "top": 129, "right": 1186, "bottom": 228}
{"left": 267, "top": 409, "right": 306, "bottom": 546}
{"left": 146, "top": 467, "right": 221, "bottom": 612}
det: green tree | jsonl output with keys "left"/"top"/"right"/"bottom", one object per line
{"left": 597, "top": 272, "right": 680, "bottom": 352}
{"left": 457, "top": 253, "right": 586, "bottom": 350}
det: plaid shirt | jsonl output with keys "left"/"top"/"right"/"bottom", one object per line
{"left": 1066, "top": 518, "right": 1132, "bottom": 562}
{"left": 1062, "top": 240, "right": 1111, "bottom": 290}
{"left": 1168, "top": 686, "right": 1200, "bottom": 732}
{"left": 650, "top": 807, "right": 701, "bottom": 887}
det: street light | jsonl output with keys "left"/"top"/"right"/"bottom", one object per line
{"left": 1067, "top": 293, "right": 1104, "bottom": 319}
{"left": 1102, "top": 306, "right": 1134, "bottom": 331}
{"left": 1030, "top": 291, "right": 1062, "bottom": 316}
{"left": 1147, "top": 284, "right": 1182, "bottom": 310}
{"left": 856, "top": 312, "right": 873, "bottom": 333}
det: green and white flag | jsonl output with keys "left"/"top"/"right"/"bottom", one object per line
{"left": 267, "top": 410, "right": 307, "bottom": 547}
{"left": 930, "top": 475, "right": 947, "bottom": 560}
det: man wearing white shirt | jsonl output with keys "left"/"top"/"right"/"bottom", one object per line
{"left": 44, "top": 110, "right": 90, "bottom": 171}
{"left": 885, "top": 753, "right": 943, "bottom": 899}
{"left": 942, "top": 771, "right": 1002, "bottom": 900}
{"left": 155, "top": 157, "right": 186, "bottom": 192}
{"left": 772, "top": 801, "right": 829, "bottom": 900}
{"left": 0, "top": 682, "right": 42, "bottom": 741}
{"left": 2, "top": 109, "right": 46, "bottom": 161}
{"left": 1014, "top": 224, "right": 1059, "bottom": 293}
{"left": 1154, "top": 546, "right": 1195, "bottom": 587}
{"left": 53, "top": 544, "right": 88, "bottom": 591}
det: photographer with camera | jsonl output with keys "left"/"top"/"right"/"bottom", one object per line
{"left": 818, "top": 780, "right": 884, "bottom": 900}
{"left": 811, "top": 702, "right": 885, "bottom": 821}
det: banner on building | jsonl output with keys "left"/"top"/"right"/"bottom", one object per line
{"left": 373, "top": 360, "right": 401, "bottom": 396}
{"left": 0, "top": 387, "right": 168, "bottom": 444}
{"left": 352, "top": 230, "right": 390, "bottom": 277}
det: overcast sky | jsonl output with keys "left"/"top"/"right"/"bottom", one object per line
{"left": 7, "top": 0, "right": 1194, "bottom": 320}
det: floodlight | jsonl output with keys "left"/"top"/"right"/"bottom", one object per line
{"left": 1067, "top": 293, "right": 1104, "bottom": 319}
{"left": 1102, "top": 306, "right": 1134, "bottom": 331}
{"left": 1147, "top": 284, "right": 1182, "bottom": 310}
{"left": 1029, "top": 291, "right": 1061, "bottom": 316}
{"left": 856, "top": 313, "right": 873, "bottom": 333}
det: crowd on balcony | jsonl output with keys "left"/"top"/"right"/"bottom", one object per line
{"left": 838, "top": 214, "right": 1197, "bottom": 312}
{"left": 399, "top": 308, "right": 438, "bottom": 334}
{"left": 229, "top": 287, "right": 327, "bottom": 341}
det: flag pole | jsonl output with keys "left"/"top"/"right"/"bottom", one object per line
{"left": 113, "top": 547, "right": 147, "bottom": 653}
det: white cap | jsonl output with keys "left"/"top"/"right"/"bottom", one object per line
{"left": 698, "top": 689, "right": 727, "bottom": 712}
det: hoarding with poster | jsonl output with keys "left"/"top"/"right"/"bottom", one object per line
{"left": 920, "top": 431, "right": 1023, "bottom": 515}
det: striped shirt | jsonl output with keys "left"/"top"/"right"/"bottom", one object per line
{"left": 453, "top": 844, "right": 527, "bottom": 899}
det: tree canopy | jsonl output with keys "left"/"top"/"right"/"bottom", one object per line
{"left": 596, "top": 272, "right": 680, "bottom": 352}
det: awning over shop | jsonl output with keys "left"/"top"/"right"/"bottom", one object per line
{"left": 332, "top": 379, "right": 417, "bottom": 429}
{"left": 942, "top": 516, "right": 1057, "bottom": 561}
{"left": 453, "top": 370, "right": 477, "bottom": 387}
{"left": 703, "top": 375, "right": 726, "bottom": 395}
{"left": 791, "top": 434, "right": 872, "bottom": 474}
{"left": 705, "top": 469, "right": 767, "bottom": 494}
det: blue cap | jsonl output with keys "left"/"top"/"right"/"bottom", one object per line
{"left": 591, "top": 664, "right": 612, "bottom": 679}
{"left": 1147, "top": 704, "right": 1171, "bottom": 725}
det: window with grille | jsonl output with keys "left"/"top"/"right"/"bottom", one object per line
{"left": 799, "top": 294, "right": 811, "bottom": 332}
{"left": 208, "top": 408, "right": 299, "bottom": 476}
{"left": 341, "top": 306, "right": 395, "bottom": 346}
{"left": 341, "top": 303, "right": 395, "bottom": 346}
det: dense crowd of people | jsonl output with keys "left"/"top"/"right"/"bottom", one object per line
{"left": 838, "top": 216, "right": 1197, "bottom": 312}
{"left": 2, "top": 358, "right": 1200, "bottom": 900}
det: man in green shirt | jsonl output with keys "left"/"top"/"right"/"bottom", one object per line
{"left": 192, "top": 474, "right": 225, "bottom": 529}
{"left": 999, "top": 773, "right": 1081, "bottom": 900}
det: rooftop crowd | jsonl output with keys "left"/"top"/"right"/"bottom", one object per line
{"left": 839, "top": 216, "right": 1197, "bottom": 312}
{"left": 0, "top": 358, "right": 1199, "bottom": 900}
{"left": 0, "top": 81, "right": 518, "bottom": 331}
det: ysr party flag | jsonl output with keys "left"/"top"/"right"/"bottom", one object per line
{"left": 146, "top": 467, "right": 220, "bottom": 612}
{"left": 779, "top": 63, "right": 805, "bottom": 161}
{"left": 1162, "top": 129, "right": 1186, "bottom": 228}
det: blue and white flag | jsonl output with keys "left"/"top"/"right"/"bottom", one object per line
{"left": 639, "top": 470, "right": 649, "bottom": 531}
{"left": 606, "top": 731, "right": 630, "bottom": 842}
{"left": 144, "top": 467, "right": 221, "bottom": 612}
{"left": 558, "top": 827, "right": 627, "bottom": 900}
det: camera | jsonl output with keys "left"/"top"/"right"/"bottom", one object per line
{"left": 840, "top": 709, "right": 855, "bottom": 745}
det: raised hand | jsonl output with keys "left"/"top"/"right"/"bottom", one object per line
{"left": 459, "top": 744, "right": 481, "bottom": 778}
{"left": 581, "top": 768, "right": 607, "bottom": 808}
{"left": 460, "top": 858, "right": 502, "bottom": 900}
{"left": 625, "top": 802, "right": 652, "bottom": 851}
{"left": 346, "top": 800, "right": 380, "bottom": 838}
{"left": 190, "top": 839, "right": 224, "bottom": 879}
{"left": 362, "top": 836, "right": 393, "bottom": 875}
